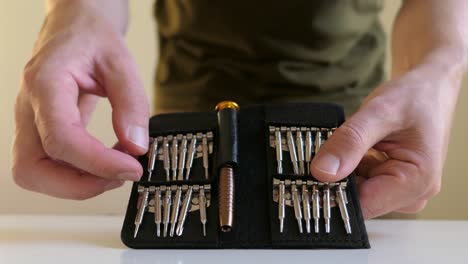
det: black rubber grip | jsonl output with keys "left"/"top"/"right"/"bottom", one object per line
{"left": 217, "top": 107, "right": 238, "bottom": 167}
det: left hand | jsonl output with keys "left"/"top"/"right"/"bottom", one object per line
{"left": 310, "top": 49, "right": 466, "bottom": 219}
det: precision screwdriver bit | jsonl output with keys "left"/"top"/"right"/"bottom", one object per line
{"left": 162, "top": 187, "right": 172, "bottom": 237}
{"left": 202, "top": 134, "right": 209, "bottom": 179}
{"left": 336, "top": 184, "right": 352, "bottom": 234}
{"left": 154, "top": 187, "right": 162, "bottom": 237}
{"left": 302, "top": 184, "right": 312, "bottom": 233}
{"left": 323, "top": 184, "right": 331, "bottom": 233}
{"left": 296, "top": 130, "right": 305, "bottom": 175}
{"left": 286, "top": 129, "right": 299, "bottom": 175}
{"left": 278, "top": 181, "right": 286, "bottom": 233}
{"left": 176, "top": 186, "right": 193, "bottom": 237}
{"left": 134, "top": 187, "right": 149, "bottom": 238}
{"left": 185, "top": 134, "right": 197, "bottom": 180}
{"left": 171, "top": 136, "right": 179, "bottom": 180}
{"left": 291, "top": 183, "right": 303, "bottom": 233}
{"left": 163, "top": 137, "right": 170, "bottom": 181}
{"left": 314, "top": 128, "right": 322, "bottom": 155}
{"left": 177, "top": 136, "right": 188, "bottom": 180}
{"left": 305, "top": 129, "right": 313, "bottom": 175}
{"left": 199, "top": 186, "right": 208, "bottom": 237}
{"left": 147, "top": 137, "right": 158, "bottom": 181}
{"left": 169, "top": 186, "right": 182, "bottom": 237}
{"left": 312, "top": 184, "right": 321, "bottom": 233}
{"left": 274, "top": 128, "right": 283, "bottom": 174}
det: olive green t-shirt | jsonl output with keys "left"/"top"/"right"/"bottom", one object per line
{"left": 154, "top": 0, "right": 385, "bottom": 115}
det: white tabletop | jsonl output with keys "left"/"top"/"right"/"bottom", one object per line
{"left": 0, "top": 215, "right": 467, "bottom": 264}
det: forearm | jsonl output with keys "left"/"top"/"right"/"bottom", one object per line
{"left": 392, "top": 0, "right": 468, "bottom": 79}
{"left": 45, "top": 0, "right": 129, "bottom": 34}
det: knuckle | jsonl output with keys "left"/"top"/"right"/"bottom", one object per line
{"left": 129, "top": 97, "right": 150, "bottom": 116}
{"left": 11, "top": 165, "right": 34, "bottom": 191}
{"left": 42, "top": 129, "right": 66, "bottom": 160}
{"left": 22, "top": 61, "right": 39, "bottom": 90}
{"left": 424, "top": 179, "right": 441, "bottom": 198}
{"left": 113, "top": 94, "right": 150, "bottom": 120}
{"left": 338, "top": 122, "right": 366, "bottom": 148}
{"left": 365, "top": 98, "right": 400, "bottom": 125}
{"left": 417, "top": 164, "right": 441, "bottom": 199}
{"left": 87, "top": 157, "right": 107, "bottom": 178}
{"left": 101, "top": 49, "right": 129, "bottom": 73}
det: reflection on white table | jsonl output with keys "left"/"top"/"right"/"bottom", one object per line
{"left": 0, "top": 215, "right": 467, "bottom": 264}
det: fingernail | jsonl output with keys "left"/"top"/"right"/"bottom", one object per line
{"left": 104, "top": 180, "right": 125, "bottom": 190}
{"left": 117, "top": 172, "right": 141, "bottom": 181}
{"left": 313, "top": 153, "right": 340, "bottom": 175}
{"left": 127, "top": 125, "right": 148, "bottom": 150}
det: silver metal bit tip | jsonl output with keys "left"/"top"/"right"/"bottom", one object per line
{"left": 134, "top": 225, "right": 140, "bottom": 238}
{"left": 163, "top": 223, "right": 168, "bottom": 237}
{"left": 306, "top": 221, "right": 311, "bottom": 234}
{"left": 297, "top": 220, "right": 303, "bottom": 234}
{"left": 203, "top": 224, "right": 207, "bottom": 237}
{"left": 315, "top": 222, "right": 319, "bottom": 233}
{"left": 345, "top": 220, "right": 352, "bottom": 234}
{"left": 156, "top": 225, "right": 160, "bottom": 237}
{"left": 325, "top": 222, "right": 330, "bottom": 233}
{"left": 176, "top": 227, "right": 183, "bottom": 237}
{"left": 280, "top": 219, "right": 284, "bottom": 233}
{"left": 148, "top": 171, "right": 153, "bottom": 181}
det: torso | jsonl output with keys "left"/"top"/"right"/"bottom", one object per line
{"left": 154, "top": 0, "right": 385, "bottom": 114}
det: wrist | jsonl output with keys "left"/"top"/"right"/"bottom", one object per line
{"left": 46, "top": 0, "right": 128, "bottom": 35}
{"left": 392, "top": 45, "right": 467, "bottom": 84}
{"left": 423, "top": 45, "right": 468, "bottom": 73}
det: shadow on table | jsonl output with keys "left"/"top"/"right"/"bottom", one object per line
{"left": 0, "top": 228, "right": 125, "bottom": 249}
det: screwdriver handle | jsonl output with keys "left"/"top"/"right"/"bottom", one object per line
{"left": 216, "top": 101, "right": 239, "bottom": 166}
{"left": 215, "top": 101, "right": 239, "bottom": 233}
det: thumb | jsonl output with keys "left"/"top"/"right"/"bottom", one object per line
{"left": 98, "top": 47, "right": 150, "bottom": 155}
{"left": 310, "top": 103, "right": 393, "bottom": 182}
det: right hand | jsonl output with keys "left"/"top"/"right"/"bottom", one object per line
{"left": 11, "top": 1, "right": 150, "bottom": 200}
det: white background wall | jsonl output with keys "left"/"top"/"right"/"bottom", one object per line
{"left": 0, "top": 1, "right": 467, "bottom": 218}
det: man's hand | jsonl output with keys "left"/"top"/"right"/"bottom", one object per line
{"left": 11, "top": 0, "right": 149, "bottom": 199}
{"left": 311, "top": 0, "right": 468, "bottom": 218}
{"left": 311, "top": 52, "right": 464, "bottom": 218}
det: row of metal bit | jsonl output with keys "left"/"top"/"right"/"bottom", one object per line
{"left": 134, "top": 131, "right": 213, "bottom": 239}
{"left": 269, "top": 126, "right": 334, "bottom": 175}
{"left": 269, "top": 126, "right": 351, "bottom": 234}
{"left": 134, "top": 184, "right": 210, "bottom": 238}
{"left": 273, "top": 179, "right": 351, "bottom": 234}
{"left": 146, "top": 132, "right": 213, "bottom": 181}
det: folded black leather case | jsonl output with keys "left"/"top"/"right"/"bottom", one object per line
{"left": 121, "top": 102, "right": 370, "bottom": 249}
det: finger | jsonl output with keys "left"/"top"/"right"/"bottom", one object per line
{"left": 395, "top": 200, "right": 428, "bottom": 214}
{"left": 78, "top": 93, "right": 99, "bottom": 126}
{"left": 96, "top": 44, "right": 150, "bottom": 155}
{"left": 354, "top": 175, "right": 367, "bottom": 187}
{"left": 310, "top": 101, "right": 398, "bottom": 182}
{"left": 22, "top": 159, "right": 124, "bottom": 199}
{"left": 358, "top": 159, "right": 423, "bottom": 219}
{"left": 12, "top": 93, "right": 124, "bottom": 199}
{"left": 356, "top": 149, "right": 388, "bottom": 178}
{"left": 26, "top": 69, "right": 142, "bottom": 181}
